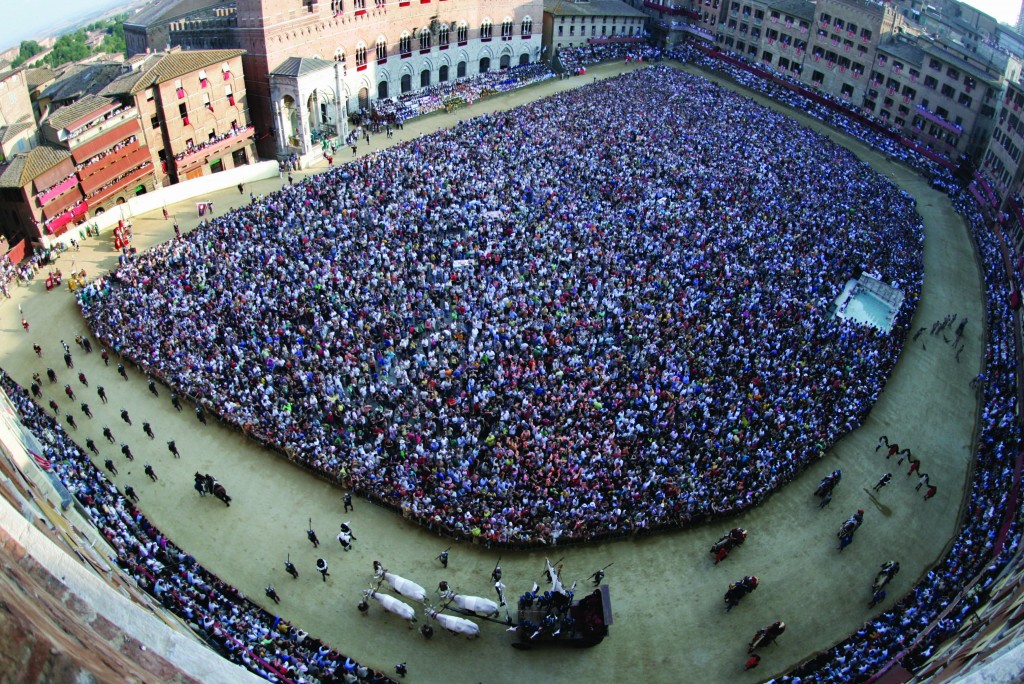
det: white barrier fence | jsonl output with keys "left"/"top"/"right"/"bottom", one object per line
{"left": 41, "top": 160, "right": 280, "bottom": 249}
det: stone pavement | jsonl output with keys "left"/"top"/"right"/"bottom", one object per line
{"left": 0, "top": 61, "right": 983, "bottom": 683}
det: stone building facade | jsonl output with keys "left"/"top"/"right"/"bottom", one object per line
{"left": 542, "top": 0, "right": 649, "bottom": 55}
{"left": 234, "top": 0, "right": 544, "bottom": 157}
{"left": 100, "top": 49, "right": 255, "bottom": 186}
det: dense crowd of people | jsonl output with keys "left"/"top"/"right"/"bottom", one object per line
{"left": 0, "top": 253, "right": 14, "bottom": 298}
{"left": 79, "top": 65, "right": 923, "bottom": 547}
{"left": 668, "top": 43, "right": 958, "bottom": 185}
{"left": 0, "top": 370, "right": 392, "bottom": 684}
{"left": 556, "top": 41, "right": 662, "bottom": 75}
{"left": 371, "top": 64, "right": 554, "bottom": 123}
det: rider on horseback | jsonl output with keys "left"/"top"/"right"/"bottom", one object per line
{"left": 837, "top": 509, "right": 864, "bottom": 551}
{"left": 710, "top": 527, "right": 748, "bottom": 564}
{"left": 748, "top": 621, "right": 786, "bottom": 653}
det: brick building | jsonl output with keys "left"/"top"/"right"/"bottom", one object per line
{"left": 542, "top": 0, "right": 649, "bottom": 54}
{"left": 668, "top": 0, "right": 1021, "bottom": 160}
{"left": 982, "top": 79, "right": 1024, "bottom": 220}
{"left": 868, "top": 33, "right": 1015, "bottom": 159}
{"left": 0, "top": 66, "right": 39, "bottom": 162}
{"left": 234, "top": 0, "right": 545, "bottom": 158}
{"left": 0, "top": 94, "right": 156, "bottom": 245}
{"left": 169, "top": 6, "right": 240, "bottom": 51}
{"left": 100, "top": 49, "right": 255, "bottom": 186}
{"left": 125, "top": 0, "right": 234, "bottom": 56}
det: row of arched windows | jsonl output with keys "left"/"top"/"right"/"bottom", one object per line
{"left": 344, "top": 18, "right": 532, "bottom": 66}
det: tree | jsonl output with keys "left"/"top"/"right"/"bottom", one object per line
{"left": 44, "top": 31, "right": 92, "bottom": 68}
{"left": 10, "top": 40, "right": 44, "bottom": 68}
{"left": 97, "top": 21, "right": 126, "bottom": 56}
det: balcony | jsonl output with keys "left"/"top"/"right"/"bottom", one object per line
{"left": 643, "top": 0, "right": 694, "bottom": 16}
{"left": 45, "top": 202, "right": 88, "bottom": 236}
{"left": 174, "top": 125, "right": 255, "bottom": 173}
{"left": 35, "top": 176, "right": 78, "bottom": 207}
{"left": 79, "top": 145, "right": 151, "bottom": 196}
{"left": 70, "top": 119, "right": 141, "bottom": 164}
{"left": 588, "top": 36, "right": 648, "bottom": 44}
{"left": 87, "top": 163, "right": 153, "bottom": 208}
{"left": 41, "top": 186, "right": 84, "bottom": 220}
{"left": 915, "top": 105, "right": 962, "bottom": 134}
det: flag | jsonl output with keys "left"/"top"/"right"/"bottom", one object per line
{"left": 29, "top": 450, "right": 52, "bottom": 471}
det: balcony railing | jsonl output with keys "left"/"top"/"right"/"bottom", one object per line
{"left": 40, "top": 186, "right": 85, "bottom": 220}
{"left": 35, "top": 176, "right": 78, "bottom": 207}
{"left": 174, "top": 125, "right": 255, "bottom": 172}
{"left": 45, "top": 202, "right": 88, "bottom": 235}
{"left": 915, "top": 104, "right": 962, "bottom": 134}
{"left": 86, "top": 163, "right": 153, "bottom": 208}
{"left": 79, "top": 145, "right": 151, "bottom": 196}
{"left": 587, "top": 36, "right": 648, "bottom": 44}
{"left": 643, "top": 0, "right": 695, "bottom": 16}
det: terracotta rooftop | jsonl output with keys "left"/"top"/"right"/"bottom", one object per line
{"left": 40, "top": 63, "right": 124, "bottom": 105}
{"left": 269, "top": 56, "right": 336, "bottom": 78}
{"left": 101, "top": 49, "right": 244, "bottom": 96}
{"left": 44, "top": 95, "right": 118, "bottom": 135}
{"left": 0, "top": 122, "right": 35, "bottom": 145}
{"left": 0, "top": 145, "right": 71, "bottom": 188}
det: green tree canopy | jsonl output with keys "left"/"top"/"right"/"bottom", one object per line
{"left": 10, "top": 40, "right": 44, "bottom": 68}
{"left": 45, "top": 30, "right": 92, "bottom": 68}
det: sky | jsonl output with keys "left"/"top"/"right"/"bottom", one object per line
{"left": 0, "top": 0, "right": 1021, "bottom": 55}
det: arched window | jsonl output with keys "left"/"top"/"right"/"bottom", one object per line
{"left": 374, "top": 0, "right": 385, "bottom": 6}
{"left": 501, "top": 19, "right": 513, "bottom": 38}
{"left": 399, "top": 32, "right": 411, "bottom": 54}
{"left": 438, "top": 25, "right": 449, "bottom": 47}
{"left": 419, "top": 28, "right": 431, "bottom": 50}
{"left": 334, "top": 47, "right": 344, "bottom": 62}
{"left": 376, "top": 37, "right": 387, "bottom": 61}
{"left": 330, "top": 0, "right": 342, "bottom": 14}
{"left": 521, "top": 17, "right": 532, "bottom": 36}
{"left": 457, "top": 22, "right": 468, "bottom": 43}
{"left": 355, "top": 43, "right": 367, "bottom": 66}
{"left": 480, "top": 19, "right": 492, "bottom": 39}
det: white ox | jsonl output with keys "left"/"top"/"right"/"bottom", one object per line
{"left": 373, "top": 561, "right": 427, "bottom": 602}
{"left": 363, "top": 588, "right": 417, "bottom": 627}
{"left": 426, "top": 607, "right": 480, "bottom": 638}
{"left": 441, "top": 589, "right": 499, "bottom": 617}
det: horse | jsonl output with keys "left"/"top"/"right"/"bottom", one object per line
{"left": 873, "top": 561, "right": 900, "bottom": 593}
{"left": 748, "top": 621, "right": 786, "bottom": 653}
{"left": 373, "top": 561, "right": 427, "bottom": 602}
{"left": 814, "top": 469, "right": 842, "bottom": 498}
{"left": 710, "top": 527, "right": 747, "bottom": 563}
{"left": 724, "top": 576, "right": 758, "bottom": 612}
{"left": 212, "top": 483, "right": 232, "bottom": 506}
{"left": 837, "top": 511, "right": 863, "bottom": 540}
